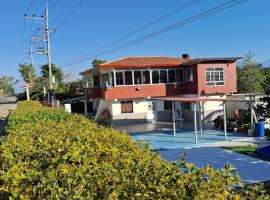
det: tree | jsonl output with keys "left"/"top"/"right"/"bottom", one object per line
{"left": 18, "top": 63, "right": 36, "bottom": 85}
{"left": 0, "top": 76, "right": 14, "bottom": 94}
{"left": 262, "top": 68, "right": 270, "bottom": 94}
{"left": 92, "top": 59, "right": 106, "bottom": 67}
{"left": 41, "top": 63, "right": 64, "bottom": 84}
{"left": 237, "top": 52, "right": 265, "bottom": 94}
{"left": 66, "top": 79, "right": 84, "bottom": 94}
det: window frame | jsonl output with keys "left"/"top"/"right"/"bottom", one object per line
{"left": 205, "top": 67, "right": 225, "bottom": 86}
{"left": 121, "top": 101, "right": 133, "bottom": 113}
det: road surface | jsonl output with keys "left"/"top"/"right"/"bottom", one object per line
{"left": 0, "top": 95, "right": 17, "bottom": 133}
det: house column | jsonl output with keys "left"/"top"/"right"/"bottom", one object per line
{"left": 99, "top": 74, "right": 102, "bottom": 87}
{"left": 223, "top": 101, "right": 227, "bottom": 141}
{"left": 202, "top": 102, "right": 205, "bottom": 126}
{"left": 250, "top": 102, "right": 254, "bottom": 134}
{"left": 113, "top": 69, "right": 116, "bottom": 86}
{"left": 193, "top": 102, "right": 198, "bottom": 144}
{"left": 149, "top": 69, "right": 152, "bottom": 84}
{"left": 84, "top": 98, "right": 88, "bottom": 117}
{"left": 198, "top": 101, "right": 203, "bottom": 135}
{"left": 172, "top": 101, "right": 176, "bottom": 136}
{"left": 179, "top": 102, "right": 182, "bottom": 128}
{"left": 132, "top": 70, "right": 135, "bottom": 85}
{"left": 155, "top": 100, "right": 159, "bottom": 129}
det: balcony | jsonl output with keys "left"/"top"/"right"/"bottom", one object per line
{"left": 85, "top": 82, "right": 198, "bottom": 100}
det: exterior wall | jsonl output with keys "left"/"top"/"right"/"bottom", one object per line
{"left": 111, "top": 99, "right": 149, "bottom": 124}
{"left": 95, "top": 99, "right": 112, "bottom": 121}
{"left": 197, "top": 62, "right": 237, "bottom": 95}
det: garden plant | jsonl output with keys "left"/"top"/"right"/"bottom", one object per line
{"left": 0, "top": 101, "right": 268, "bottom": 199}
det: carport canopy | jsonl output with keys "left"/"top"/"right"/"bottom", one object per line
{"left": 153, "top": 96, "right": 255, "bottom": 144}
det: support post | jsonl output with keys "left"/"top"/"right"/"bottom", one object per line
{"left": 45, "top": 0, "right": 53, "bottom": 105}
{"left": 223, "top": 101, "right": 227, "bottom": 141}
{"left": 84, "top": 96, "right": 88, "bottom": 118}
{"left": 198, "top": 101, "right": 203, "bottom": 134}
{"left": 202, "top": 102, "right": 205, "bottom": 126}
{"left": 193, "top": 102, "right": 198, "bottom": 144}
{"left": 172, "top": 101, "right": 176, "bottom": 136}
{"left": 26, "top": 84, "right": 30, "bottom": 101}
{"left": 155, "top": 100, "right": 159, "bottom": 130}
{"left": 179, "top": 102, "right": 182, "bottom": 128}
{"left": 250, "top": 102, "right": 254, "bottom": 134}
{"left": 113, "top": 70, "right": 116, "bottom": 86}
{"left": 57, "top": 100, "right": 60, "bottom": 109}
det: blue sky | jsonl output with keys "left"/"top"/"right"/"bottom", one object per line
{"left": 0, "top": 0, "right": 269, "bottom": 92}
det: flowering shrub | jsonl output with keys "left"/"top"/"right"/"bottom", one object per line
{"left": 0, "top": 101, "right": 268, "bottom": 199}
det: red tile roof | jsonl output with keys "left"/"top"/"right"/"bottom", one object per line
{"left": 99, "top": 56, "right": 191, "bottom": 69}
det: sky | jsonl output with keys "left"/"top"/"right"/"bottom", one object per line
{"left": 0, "top": 0, "right": 269, "bottom": 92}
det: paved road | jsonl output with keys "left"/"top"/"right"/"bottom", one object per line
{"left": 0, "top": 95, "right": 17, "bottom": 133}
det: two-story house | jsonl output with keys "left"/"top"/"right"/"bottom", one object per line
{"left": 80, "top": 54, "right": 241, "bottom": 125}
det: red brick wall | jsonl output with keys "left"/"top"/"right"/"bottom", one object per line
{"left": 197, "top": 62, "right": 237, "bottom": 95}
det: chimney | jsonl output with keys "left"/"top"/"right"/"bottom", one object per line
{"left": 182, "top": 53, "right": 190, "bottom": 59}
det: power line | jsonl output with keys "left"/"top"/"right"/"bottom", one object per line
{"left": 50, "top": 0, "right": 72, "bottom": 25}
{"left": 52, "top": 0, "right": 84, "bottom": 30}
{"left": 34, "top": 0, "right": 45, "bottom": 15}
{"left": 49, "top": 0, "right": 60, "bottom": 11}
{"left": 64, "top": 0, "right": 200, "bottom": 64}
{"left": 62, "top": 0, "right": 248, "bottom": 67}
{"left": 25, "top": 0, "right": 35, "bottom": 14}
{"left": 22, "top": 18, "right": 26, "bottom": 49}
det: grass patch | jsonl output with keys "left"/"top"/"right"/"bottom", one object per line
{"left": 225, "top": 145, "right": 258, "bottom": 158}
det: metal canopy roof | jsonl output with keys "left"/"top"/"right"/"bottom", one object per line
{"left": 153, "top": 96, "right": 254, "bottom": 102}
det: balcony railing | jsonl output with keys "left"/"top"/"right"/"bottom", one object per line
{"left": 85, "top": 82, "right": 198, "bottom": 100}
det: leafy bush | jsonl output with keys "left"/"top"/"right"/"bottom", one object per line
{"left": 0, "top": 101, "right": 269, "bottom": 199}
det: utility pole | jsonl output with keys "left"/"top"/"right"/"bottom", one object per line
{"left": 45, "top": 0, "right": 53, "bottom": 92}
{"left": 25, "top": 0, "right": 55, "bottom": 105}
{"left": 29, "top": 39, "right": 34, "bottom": 66}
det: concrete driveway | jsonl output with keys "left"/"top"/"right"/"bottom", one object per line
{"left": 158, "top": 146, "right": 270, "bottom": 184}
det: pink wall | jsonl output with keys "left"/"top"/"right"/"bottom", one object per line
{"left": 197, "top": 62, "right": 237, "bottom": 95}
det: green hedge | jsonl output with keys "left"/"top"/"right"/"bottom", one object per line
{"left": 0, "top": 101, "right": 268, "bottom": 199}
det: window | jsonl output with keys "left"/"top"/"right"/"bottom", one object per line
{"left": 142, "top": 70, "right": 150, "bottom": 84}
{"left": 160, "top": 70, "right": 168, "bottom": 83}
{"left": 176, "top": 69, "right": 183, "bottom": 82}
{"left": 205, "top": 68, "right": 224, "bottom": 86}
{"left": 116, "top": 71, "right": 124, "bottom": 85}
{"left": 124, "top": 71, "right": 133, "bottom": 85}
{"left": 183, "top": 102, "right": 191, "bottom": 110}
{"left": 189, "top": 68, "right": 194, "bottom": 81}
{"left": 101, "top": 73, "right": 110, "bottom": 86}
{"left": 168, "top": 69, "right": 176, "bottom": 83}
{"left": 152, "top": 70, "right": 159, "bottom": 84}
{"left": 134, "top": 71, "right": 142, "bottom": 85}
{"left": 110, "top": 72, "right": 114, "bottom": 86}
{"left": 121, "top": 101, "right": 133, "bottom": 113}
{"left": 93, "top": 75, "right": 100, "bottom": 86}
{"left": 164, "top": 101, "right": 172, "bottom": 110}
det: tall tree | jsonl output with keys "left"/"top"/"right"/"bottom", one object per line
{"left": 92, "top": 59, "right": 106, "bottom": 67}
{"left": 41, "top": 64, "right": 64, "bottom": 86}
{"left": 0, "top": 76, "right": 14, "bottom": 94}
{"left": 18, "top": 63, "right": 36, "bottom": 85}
{"left": 262, "top": 68, "right": 270, "bottom": 94}
{"left": 237, "top": 52, "right": 265, "bottom": 94}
